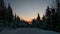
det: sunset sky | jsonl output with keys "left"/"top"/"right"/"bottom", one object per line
{"left": 4, "top": 0, "right": 55, "bottom": 21}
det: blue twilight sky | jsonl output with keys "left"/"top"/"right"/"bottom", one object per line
{"left": 4, "top": 0, "right": 55, "bottom": 21}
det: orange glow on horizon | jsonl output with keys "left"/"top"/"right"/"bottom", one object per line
{"left": 21, "top": 17, "right": 32, "bottom": 24}
{"left": 20, "top": 16, "right": 43, "bottom": 21}
{"left": 18, "top": 12, "right": 43, "bottom": 22}
{"left": 19, "top": 14, "right": 43, "bottom": 24}
{"left": 21, "top": 17, "right": 33, "bottom": 22}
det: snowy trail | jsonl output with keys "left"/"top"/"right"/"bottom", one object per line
{"left": 0, "top": 28, "right": 60, "bottom": 34}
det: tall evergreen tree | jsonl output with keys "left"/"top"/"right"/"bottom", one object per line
{"left": 44, "top": 6, "right": 53, "bottom": 30}
{"left": 36, "top": 13, "right": 41, "bottom": 28}
{"left": 43, "top": 0, "right": 60, "bottom": 32}
{"left": 7, "top": 3, "right": 13, "bottom": 21}
{"left": 51, "top": 0, "right": 60, "bottom": 32}
{"left": 32, "top": 13, "right": 41, "bottom": 28}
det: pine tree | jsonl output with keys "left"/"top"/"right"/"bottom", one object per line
{"left": 36, "top": 13, "right": 41, "bottom": 28}
{"left": 32, "top": 19, "right": 36, "bottom": 27}
{"left": 32, "top": 13, "right": 41, "bottom": 28}
{"left": 45, "top": 6, "right": 53, "bottom": 30}
{"left": 44, "top": 0, "right": 60, "bottom": 32}
{"left": 16, "top": 16, "right": 20, "bottom": 28}
{"left": 42, "top": 15, "right": 46, "bottom": 29}
{"left": 0, "top": 0, "right": 7, "bottom": 31}
{"left": 7, "top": 3, "right": 13, "bottom": 22}
{"left": 51, "top": 0, "right": 60, "bottom": 32}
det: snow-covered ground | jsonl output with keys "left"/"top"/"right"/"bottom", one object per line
{"left": 0, "top": 28, "right": 60, "bottom": 34}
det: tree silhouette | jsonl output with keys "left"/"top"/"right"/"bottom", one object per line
{"left": 42, "top": 0, "right": 60, "bottom": 32}
{"left": 32, "top": 13, "right": 41, "bottom": 28}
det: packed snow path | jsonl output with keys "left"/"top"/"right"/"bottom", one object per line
{"left": 0, "top": 28, "right": 60, "bottom": 34}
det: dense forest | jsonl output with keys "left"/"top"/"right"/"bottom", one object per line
{"left": 0, "top": 0, "right": 60, "bottom": 33}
